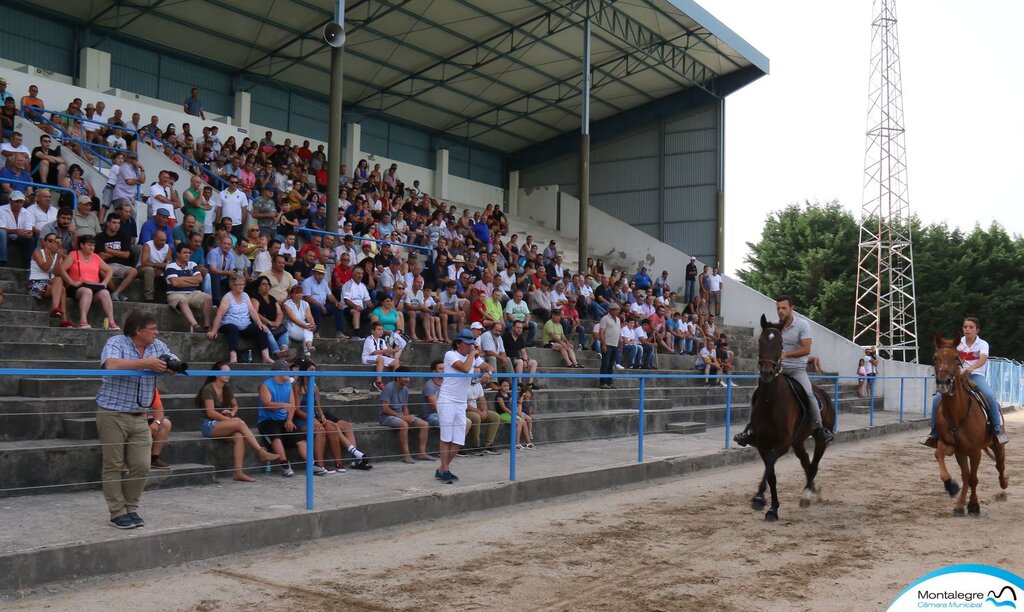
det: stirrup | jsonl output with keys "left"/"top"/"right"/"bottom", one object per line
{"left": 812, "top": 426, "right": 833, "bottom": 444}
{"left": 994, "top": 431, "right": 1009, "bottom": 445}
{"left": 920, "top": 436, "right": 938, "bottom": 449}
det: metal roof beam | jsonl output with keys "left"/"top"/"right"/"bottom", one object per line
{"left": 547, "top": 0, "right": 722, "bottom": 97}
{"left": 351, "top": 7, "right": 592, "bottom": 125}
{"left": 449, "top": 0, "right": 655, "bottom": 111}
{"left": 639, "top": 0, "right": 745, "bottom": 72}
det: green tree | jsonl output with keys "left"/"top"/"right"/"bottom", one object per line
{"left": 740, "top": 205, "right": 1024, "bottom": 362}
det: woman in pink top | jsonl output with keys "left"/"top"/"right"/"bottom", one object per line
{"left": 58, "top": 235, "right": 117, "bottom": 329}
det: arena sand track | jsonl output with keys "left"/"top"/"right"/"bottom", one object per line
{"left": 11, "top": 415, "right": 1024, "bottom": 612}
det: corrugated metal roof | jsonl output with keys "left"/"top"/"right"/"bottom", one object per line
{"left": 23, "top": 0, "right": 767, "bottom": 152}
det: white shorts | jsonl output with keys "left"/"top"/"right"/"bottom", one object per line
{"left": 363, "top": 355, "right": 396, "bottom": 367}
{"left": 437, "top": 398, "right": 467, "bottom": 445}
{"left": 467, "top": 382, "right": 485, "bottom": 403}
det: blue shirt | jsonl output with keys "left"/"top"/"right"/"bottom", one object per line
{"left": 472, "top": 221, "right": 490, "bottom": 245}
{"left": 183, "top": 96, "right": 203, "bottom": 116}
{"left": 206, "top": 247, "right": 235, "bottom": 278}
{"left": 138, "top": 219, "right": 175, "bottom": 254}
{"left": 97, "top": 335, "right": 177, "bottom": 412}
{"left": 633, "top": 272, "right": 652, "bottom": 289}
{"left": 258, "top": 377, "right": 292, "bottom": 423}
{"left": 0, "top": 167, "right": 31, "bottom": 191}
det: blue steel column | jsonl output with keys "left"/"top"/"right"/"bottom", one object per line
{"left": 305, "top": 373, "right": 316, "bottom": 510}
{"left": 638, "top": 377, "right": 645, "bottom": 462}
{"left": 833, "top": 377, "right": 840, "bottom": 432}
{"left": 509, "top": 380, "right": 519, "bottom": 481}
{"left": 723, "top": 377, "right": 732, "bottom": 450}
{"left": 577, "top": 18, "right": 591, "bottom": 269}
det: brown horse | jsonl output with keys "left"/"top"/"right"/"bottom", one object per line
{"left": 750, "top": 315, "right": 836, "bottom": 521}
{"left": 931, "top": 332, "right": 1008, "bottom": 516}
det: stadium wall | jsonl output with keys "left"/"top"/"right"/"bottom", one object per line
{"left": 517, "top": 102, "right": 724, "bottom": 265}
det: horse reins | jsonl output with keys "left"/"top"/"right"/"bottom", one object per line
{"left": 934, "top": 348, "right": 979, "bottom": 441}
{"left": 757, "top": 357, "right": 781, "bottom": 381}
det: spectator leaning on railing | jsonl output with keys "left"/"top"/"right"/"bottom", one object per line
{"left": 96, "top": 309, "right": 180, "bottom": 530}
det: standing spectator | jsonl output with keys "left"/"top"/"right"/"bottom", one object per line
{"left": 183, "top": 175, "right": 212, "bottom": 234}
{"left": 434, "top": 330, "right": 480, "bottom": 484}
{"left": 856, "top": 358, "right": 868, "bottom": 398}
{"left": 252, "top": 185, "right": 278, "bottom": 238}
{"left": 684, "top": 256, "right": 698, "bottom": 304}
{"left": 257, "top": 360, "right": 309, "bottom": 477}
{"left": 598, "top": 303, "right": 622, "bottom": 389}
{"left": 216, "top": 176, "right": 249, "bottom": 240}
{"left": 208, "top": 274, "right": 272, "bottom": 365}
{"left": 379, "top": 367, "right": 432, "bottom": 464}
{"left": 196, "top": 362, "right": 279, "bottom": 482}
{"left": 110, "top": 154, "right": 145, "bottom": 210}
{"left": 183, "top": 87, "right": 206, "bottom": 120}
{"left": 0, "top": 77, "right": 11, "bottom": 104}
{"left": 707, "top": 267, "right": 723, "bottom": 316}
{"left": 863, "top": 345, "right": 878, "bottom": 397}
{"left": 165, "top": 243, "right": 212, "bottom": 332}
{"left": 95, "top": 310, "right": 178, "bottom": 528}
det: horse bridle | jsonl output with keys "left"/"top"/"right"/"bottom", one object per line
{"left": 933, "top": 348, "right": 963, "bottom": 396}
{"left": 758, "top": 357, "right": 782, "bottom": 382}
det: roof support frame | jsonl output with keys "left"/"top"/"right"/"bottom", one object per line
{"left": 638, "top": 0, "right": 745, "bottom": 73}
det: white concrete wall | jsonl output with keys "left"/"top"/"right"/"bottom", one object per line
{"left": 517, "top": 185, "right": 561, "bottom": 234}
{"left": 0, "top": 57, "right": 503, "bottom": 208}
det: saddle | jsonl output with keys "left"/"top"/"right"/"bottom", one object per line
{"left": 751, "top": 375, "right": 820, "bottom": 428}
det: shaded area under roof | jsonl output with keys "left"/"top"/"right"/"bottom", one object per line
{"left": 23, "top": 0, "right": 768, "bottom": 153}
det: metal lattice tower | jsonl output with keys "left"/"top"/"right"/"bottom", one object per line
{"left": 852, "top": 0, "right": 919, "bottom": 362}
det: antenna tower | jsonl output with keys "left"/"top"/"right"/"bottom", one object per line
{"left": 852, "top": 0, "right": 919, "bottom": 362}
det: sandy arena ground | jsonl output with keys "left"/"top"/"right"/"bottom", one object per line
{"left": 12, "top": 414, "right": 1024, "bottom": 612}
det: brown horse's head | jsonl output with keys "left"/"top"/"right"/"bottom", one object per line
{"left": 757, "top": 314, "right": 784, "bottom": 383}
{"left": 933, "top": 330, "right": 961, "bottom": 395}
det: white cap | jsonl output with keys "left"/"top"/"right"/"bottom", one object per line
{"left": 9, "top": 191, "right": 25, "bottom": 201}
{"left": 469, "top": 322, "right": 484, "bottom": 330}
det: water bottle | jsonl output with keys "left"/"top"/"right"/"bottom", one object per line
{"left": 102, "top": 318, "right": 109, "bottom": 330}
{"left": 264, "top": 462, "right": 272, "bottom": 474}
{"left": 244, "top": 349, "right": 254, "bottom": 363}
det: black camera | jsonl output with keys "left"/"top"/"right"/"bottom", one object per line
{"left": 159, "top": 354, "right": 189, "bottom": 374}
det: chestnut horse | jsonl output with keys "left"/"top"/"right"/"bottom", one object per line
{"left": 931, "top": 332, "right": 1008, "bottom": 516}
{"left": 750, "top": 315, "right": 836, "bottom": 521}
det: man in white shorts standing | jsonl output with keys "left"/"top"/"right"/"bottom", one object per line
{"left": 435, "top": 329, "right": 482, "bottom": 484}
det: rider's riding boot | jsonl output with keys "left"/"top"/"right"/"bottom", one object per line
{"left": 733, "top": 426, "right": 754, "bottom": 447}
{"left": 811, "top": 425, "right": 834, "bottom": 444}
{"left": 920, "top": 436, "right": 938, "bottom": 449}
{"left": 994, "top": 428, "right": 1009, "bottom": 445}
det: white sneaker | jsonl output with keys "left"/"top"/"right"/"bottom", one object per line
{"left": 729, "top": 381, "right": 738, "bottom": 387}
{"left": 718, "top": 381, "right": 727, "bottom": 388}
{"left": 281, "top": 465, "right": 295, "bottom": 477}
{"left": 614, "top": 364, "right": 625, "bottom": 370}
{"left": 312, "top": 466, "right": 327, "bottom": 476}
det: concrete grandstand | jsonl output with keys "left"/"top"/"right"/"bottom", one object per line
{"left": 0, "top": 0, "right": 931, "bottom": 592}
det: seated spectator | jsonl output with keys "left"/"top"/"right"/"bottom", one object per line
{"left": 543, "top": 310, "right": 582, "bottom": 368}
{"left": 266, "top": 253, "right": 296, "bottom": 302}
{"left": 208, "top": 274, "right": 272, "bottom": 365}
{"left": 250, "top": 274, "right": 291, "bottom": 359}
{"left": 633, "top": 266, "right": 653, "bottom": 292}
{"left": 465, "top": 365, "right": 500, "bottom": 456}
{"left": 342, "top": 266, "right": 373, "bottom": 338}
{"left": 370, "top": 294, "right": 408, "bottom": 355}
{"left": 403, "top": 275, "right": 440, "bottom": 343}
{"left": 503, "top": 319, "right": 538, "bottom": 389}
{"left": 653, "top": 270, "right": 671, "bottom": 297}
{"left": 482, "top": 286, "right": 505, "bottom": 329}
{"left": 420, "top": 360, "right": 445, "bottom": 427}
{"left": 31, "top": 134, "right": 65, "bottom": 186}
{"left": 29, "top": 231, "right": 72, "bottom": 327}
{"left": 559, "top": 299, "right": 587, "bottom": 351}
{"left": 636, "top": 318, "right": 658, "bottom": 370}
{"left": 302, "top": 263, "right": 347, "bottom": 338}
{"left": 480, "top": 321, "right": 514, "bottom": 384}
{"left": 621, "top": 318, "right": 642, "bottom": 369}
{"left": 94, "top": 213, "right": 139, "bottom": 301}
{"left": 257, "top": 360, "right": 310, "bottom": 477}
{"left": 139, "top": 227, "right": 172, "bottom": 302}
{"left": 494, "top": 379, "right": 532, "bottom": 450}
{"left": 196, "top": 362, "right": 279, "bottom": 482}
{"left": 206, "top": 234, "right": 236, "bottom": 303}
{"left": 171, "top": 214, "right": 198, "bottom": 250}
{"left": 504, "top": 288, "right": 536, "bottom": 345}
{"left": 165, "top": 244, "right": 212, "bottom": 332}
{"left": 282, "top": 283, "right": 317, "bottom": 356}
{"left": 519, "top": 386, "right": 536, "bottom": 448}
{"left": 291, "top": 358, "right": 371, "bottom": 472}
{"left": 363, "top": 322, "right": 402, "bottom": 392}
{"left": 717, "top": 339, "right": 736, "bottom": 386}
{"left": 39, "top": 204, "right": 74, "bottom": 255}
{"left": 1, "top": 151, "right": 33, "bottom": 203}
{"left": 58, "top": 235, "right": 117, "bottom": 328}
{"left": 379, "top": 367, "right": 431, "bottom": 463}
{"left": 437, "top": 280, "right": 466, "bottom": 341}
{"left": 529, "top": 279, "right": 553, "bottom": 322}
{"left": 696, "top": 342, "right": 722, "bottom": 387}
{"left": 71, "top": 196, "right": 101, "bottom": 242}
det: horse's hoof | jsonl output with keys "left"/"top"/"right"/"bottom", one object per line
{"left": 799, "top": 497, "right": 811, "bottom": 508}
{"left": 968, "top": 502, "right": 981, "bottom": 516}
{"left": 813, "top": 484, "right": 823, "bottom": 495}
{"left": 943, "top": 479, "right": 961, "bottom": 497}
{"left": 764, "top": 510, "right": 779, "bottom": 522}
{"left": 751, "top": 496, "right": 765, "bottom": 511}
{"left": 995, "top": 492, "right": 1008, "bottom": 502}
{"left": 800, "top": 489, "right": 812, "bottom": 508}
{"left": 952, "top": 507, "right": 965, "bottom": 517}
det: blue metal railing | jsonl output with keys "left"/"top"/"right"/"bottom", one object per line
{"left": 0, "top": 366, "right": 956, "bottom": 512}
{"left": 144, "top": 133, "right": 246, "bottom": 200}
{"left": 1, "top": 177, "right": 78, "bottom": 209}
{"left": 302, "top": 226, "right": 433, "bottom": 253}
{"left": 23, "top": 107, "right": 137, "bottom": 174}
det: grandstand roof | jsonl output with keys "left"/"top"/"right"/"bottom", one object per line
{"left": 27, "top": 0, "right": 768, "bottom": 152}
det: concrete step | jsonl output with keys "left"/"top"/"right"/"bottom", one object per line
{"left": 0, "top": 342, "right": 89, "bottom": 362}
{"left": 0, "top": 404, "right": 712, "bottom": 496}
{"left": 665, "top": 421, "right": 707, "bottom": 434}
{"left": 0, "top": 309, "right": 54, "bottom": 327}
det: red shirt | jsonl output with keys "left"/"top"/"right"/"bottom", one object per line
{"left": 332, "top": 264, "right": 352, "bottom": 289}
{"left": 297, "top": 147, "right": 312, "bottom": 161}
{"left": 469, "top": 299, "right": 486, "bottom": 324}
{"left": 297, "top": 243, "right": 319, "bottom": 262}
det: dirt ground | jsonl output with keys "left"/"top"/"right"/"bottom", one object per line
{"left": 12, "top": 414, "right": 1024, "bottom": 612}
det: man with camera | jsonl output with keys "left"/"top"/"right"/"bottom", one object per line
{"left": 96, "top": 309, "right": 184, "bottom": 530}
